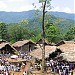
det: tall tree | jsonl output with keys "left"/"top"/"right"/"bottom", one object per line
{"left": 38, "top": 0, "right": 52, "bottom": 74}
{"left": 0, "top": 22, "right": 8, "bottom": 40}
{"left": 45, "top": 23, "right": 62, "bottom": 43}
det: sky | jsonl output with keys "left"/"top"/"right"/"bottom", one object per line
{"left": 0, "top": 0, "right": 74, "bottom": 14}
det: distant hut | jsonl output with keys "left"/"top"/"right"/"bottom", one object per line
{"left": 12, "top": 40, "right": 36, "bottom": 54}
{"left": 56, "top": 40, "right": 75, "bottom": 46}
{"left": 0, "top": 39, "right": 7, "bottom": 44}
{"left": 0, "top": 42, "right": 18, "bottom": 54}
{"left": 36, "top": 39, "right": 53, "bottom": 46}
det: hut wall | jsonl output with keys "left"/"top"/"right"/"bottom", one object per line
{"left": 14, "top": 43, "right": 36, "bottom": 54}
{"left": 14, "top": 47, "right": 21, "bottom": 52}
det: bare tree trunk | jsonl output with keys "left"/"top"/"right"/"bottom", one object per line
{"left": 42, "top": 1, "right": 46, "bottom": 75}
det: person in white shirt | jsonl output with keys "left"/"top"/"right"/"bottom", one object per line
{"left": 23, "top": 71, "right": 27, "bottom": 75}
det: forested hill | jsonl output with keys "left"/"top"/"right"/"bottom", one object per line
{"left": 49, "top": 12, "right": 75, "bottom": 20}
{"left": 0, "top": 10, "right": 75, "bottom": 23}
{"left": 0, "top": 10, "right": 75, "bottom": 43}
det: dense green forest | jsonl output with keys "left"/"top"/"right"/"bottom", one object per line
{"left": 0, "top": 12, "right": 75, "bottom": 44}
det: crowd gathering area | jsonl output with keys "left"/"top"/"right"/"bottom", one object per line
{"left": 0, "top": 40, "right": 75, "bottom": 75}
{"left": 0, "top": 53, "right": 75, "bottom": 75}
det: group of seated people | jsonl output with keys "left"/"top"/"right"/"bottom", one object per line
{"left": 18, "top": 53, "right": 32, "bottom": 60}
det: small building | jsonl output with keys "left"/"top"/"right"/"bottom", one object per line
{"left": 56, "top": 40, "right": 75, "bottom": 46}
{"left": 12, "top": 40, "right": 36, "bottom": 54}
{"left": 36, "top": 39, "right": 53, "bottom": 46}
{"left": 0, "top": 42, "right": 18, "bottom": 54}
{"left": 30, "top": 45, "right": 57, "bottom": 60}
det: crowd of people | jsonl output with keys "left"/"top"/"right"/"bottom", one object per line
{"left": 0, "top": 53, "right": 32, "bottom": 75}
{"left": 0, "top": 52, "right": 75, "bottom": 75}
{"left": 0, "top": 58, "right": 13, "bottom": 75}
{"left": 45, "top": 60, "right": 74, "bottom": 75}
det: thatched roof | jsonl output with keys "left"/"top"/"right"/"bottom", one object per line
{"left": 0, "top": 39, "right": 6, "bottom": 42}
{"left": 56, "top": 40, "right": 75, "bottom": 46}
{"left": 12, "top": 40, "right": 36, "bottom": 47}
{"left": 0, "top": 39, "right": 7, "bottom": 44}
{"left": 36, "top": 39, "right": 54, "bottom": 46}
{"left": 60, "top": 52, "right": 75, "bottom": 62}
{"left": 0, "top": 42, "right": 19, "bottom": 54}
{"left": 0, "top": 43, "right": 9, "bottom": 49}
{"left": 64, "top": 41, "right": 75, "bottom": 44}
{"left": 30, "top": 46, "right": 56, "bottom": 59}
{"left": 57, "top": 43, "right": 75, "bottom": 53}
{"left": 36, "top": 39, "right": 47, "bottom": 45}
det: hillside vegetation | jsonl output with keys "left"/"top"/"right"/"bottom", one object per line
{"left": 0, "top": 10, "right": 75, "bottom": 43}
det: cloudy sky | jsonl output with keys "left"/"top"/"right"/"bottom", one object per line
{"left": 0, "top": 0, "right": 74, "bottom": 14}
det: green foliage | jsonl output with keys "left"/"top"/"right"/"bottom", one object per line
{"left": 0, "top": 22, "right": 8, "bottom": 40}
{"left": 54, "top": 18, "right": 75, "bottom": 33}
{"left": 31, "top": 33, "right": 41, "bottom": 42}
{"left": 0, "top": 11, "right": 74, "bottom": 43}
{"left": 64, "top": 26, "right": 75, "bottom": 41}
{"left": 7, "top": 20, "right": 41, "bottom": 43}
{"left": 8, "top": 24, "right": 32, "bottom": 43}
{"left": 39, "top": 0, "right": 52, "bottom": 11}
{"left": 20, "top": 18, "right": 29, "bottom": 25}
{"left": 45, "top": 23, "right": 63, "bottom": 43}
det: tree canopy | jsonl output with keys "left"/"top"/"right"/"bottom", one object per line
{"left": 0, "top": 22, "right": 8, "bottom": 40}
{"left": 64, "top": 26, "right": 75, "bottom": 41}
{"left": 45, "top": 23, "right": 62, "bottom": 43}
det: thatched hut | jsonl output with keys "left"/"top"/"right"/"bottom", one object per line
{"left": 0, "top": 42, "right": 18, "bottom": 54}
{"left": 30, "top": 45, "right": 57, "bottom": 60}
{"left": 56, "top": 40, "right": 75, "bottom": 46}
{"left": 36, "top": 39, "right": 48, "bottom": 45}
{"left": 12, "top": 40, "right": 36, "bottom": 54}
{"left": 36, "top": 39, "right": 53, "bottom": 46}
